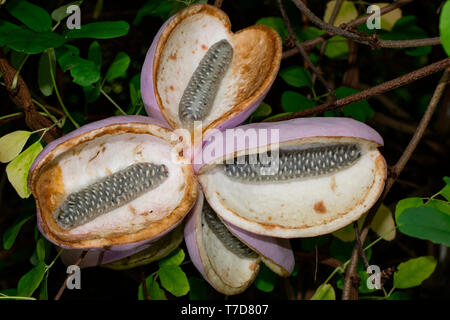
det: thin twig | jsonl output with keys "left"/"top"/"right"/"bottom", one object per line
{"left": 0, "top": 49, "right": 61, "bottom": 143}
{"left": 342, "top": 68, "right": 450, "bottom": 300}
{"left": 54, "top": 251, "right": 87, "bottom": 300}
{"left": 277, "top": 0, "right": 336, "bottom": 100}
{"left": 283, "top": 0, "right": 439, "bottom": 59}
{"left": 291, "top": 0, "right": 440, "bottom": 49}
{"left": 267, "top": 57, "right": 450, "bottom": 121}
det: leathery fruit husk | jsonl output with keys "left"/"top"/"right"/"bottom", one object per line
{"left": 28, "top": 116, "right": 198, "bottom": 260}
{"left": 184, "top": 191, "right": 295, "bottom": 295}
{"left": 194, "top": 117, "right": 387, "bottom": 238}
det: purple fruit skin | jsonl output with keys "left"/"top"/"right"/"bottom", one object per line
{"left": 141, "top": 18, "right": 173, "bottom": 127}
{"left": 194, "top": 117, "right": 384, "bottom": 172}
{"left": 223, "top": 221, "right": 294, "bottom": 275}
{"left": 29, "top": 115, "right": 178, "bottom": 267}
{"left": 184, "top": 191, "right": 294, "bottom": 281}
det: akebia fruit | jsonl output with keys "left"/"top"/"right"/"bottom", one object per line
{"left": 184, "top": 191, "right": 295, "bottom": 295}
{"left": 28, "top": 116, "right": 198, "bottom": 257}
{"left": 141, "top": 3, "right": 282, "bottom": 137}
{"left": 195, "top": 117, "right": 387, "bottom": 238}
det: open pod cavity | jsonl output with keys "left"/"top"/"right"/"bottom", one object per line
{"left": 184, "top": 191, "right": 294, "bottom": 295}
{"left": 195, "top": 117, "right": 387, "bottom": 238}
{"left": 141, "top": 3, "right": 282, "bottom": 139}
{"left": 28, "top": 116, "right": 198, "bottom": 252}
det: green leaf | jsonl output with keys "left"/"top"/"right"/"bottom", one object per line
{"left": 310, "top": 283, "right": 336, "bottom": 300}
{"left": 0, "top": 131, "right": 31, "bottom": 163}
{"left": 70, "top": 60, "right": 100, "bottom": 86}
{"left": 83, "top": 82, "right": 101, "bottom": 103}
{"left": 36, "top": 238, "right": 46, "bottom": 261}
{"left": 395, "top": 197, "right": 423, "bottom": 221}
{"left": 0, "top": 20, "right": 66, "bottom": 54}
{"left": 324, "top": 35, "right": 349, "bottom": 60}
{"left": 255, "top": 17, "right": 288, "bottom": 42}
{"left": 105, "top": 52, "right": 130, "bottom": 83}
{"left": 38, "top": 50, "right": 56, "bottom": 97}
{"left": 335, "top": 87, "right": 374, "bottom": 122}
{"left": 134, "top": 0, "right": 175, "bottom": 24}
{"left": 439, "top": 0, "right": 450, "bottom": 57}
{"left": 65, "top": 21, "right": 130, "bottom": 39}
{"left": 138, "top": 276, "right": 167, "bottom": 300}
{"left": 250, "top": 102, "right": 272, "bottom": 121}
{"left": 17, "top": 261, "right": 47, "bottom": 297}
{"left": 56, "top": 45, "right": 100, "bottom": 86}
{"left": 295, "top": 26, "right": 325, "bottom": 42}
{"left": 88, "top": 41, "right": 102, "bottom": 71}
{"left": 188, "top": 277, "right": 208, "bottom": 300}
{"left": 2, "top": 215, "right": 33, "bottom": 250}
{"left": 158, "top": 265, "right": 189, "bottom": 297}
{"left": 397, "top": 206, "right": 450, "bottom": 246}
{"left": 394, "top": 256, "right": 437, "bottom": 289}
{"left": 279, "top": 66, "right": 312, "bottom": 88}
{"left": 158, "top": 248, "right": 185, "bottom": 267}
{"left": 281, "top": 91, "right": 315, "bottom": 113}
{"left": 370, "top": 204, "right": 396, "bottom": 241}
{"left": 323, "top": 1, "right": 358, "bottom": 26}
{"left": 254, "top": 263, "right": 278, "bottom": 292}
{"left": 39, "top": 275, "right": 48, "bottom": 300}
{"left": 51, "top": 1, "right": 83, "bottom": 22}
{"left": 439, "top": 184, "right": 450, "bottom": 201}
{"left": 5, "top": 0, "right": 52, "bottom": 32}
{"left": 426, "top": 199, "right": 450, "bottom": 215}
{"left": 387, "top": 291, "right": 411, "bottom": 300}
{"left": 6, "top": 141, "right": 43, "bottom": 198}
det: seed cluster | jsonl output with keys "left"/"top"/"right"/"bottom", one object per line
{"left": 179, "top": 39, "right": 233, "bottom": 127}
{"left": 203, "top": 202, "right": 257, "bottom": 259}
{"left": 223, "top": 144, "right": 361, "bottom": 182}
{"left": 54, "top": 162, "right": 169, "bottom": 230}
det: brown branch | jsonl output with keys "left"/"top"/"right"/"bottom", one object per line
{"left": 353, "top": 221, "right": 369, "bottom": 270}
{"left": 0, "top": 49, "right": 61, "bottom": 143}
{"left": 267, "top": 57, "right": 450, "bottom": 121}
{"left": 283, "top": 0, "right": 439, "bottom": 58}
{"left": 277, "top": 0, "right": 336, "bottom": 100}
{"left": 54, "top": 250, "right": 87, "bottom": 300}
{"left": 141, "top": 269, "right": 151, "bottom": 301}
{"left": 342, "top": 67, "right": 450, "bottom": 300}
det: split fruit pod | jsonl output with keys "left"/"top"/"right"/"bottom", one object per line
{"left": 141, "top": 3, "right": 282, "bottom": 137}
{"left": 195, "top": 117, "right": 387, "bottom": 238}
{"left": 28, "top": 115, "right": 198, "bottom": 267}
{"left": 184, "top": 191, "right": 295, "bottom": 295}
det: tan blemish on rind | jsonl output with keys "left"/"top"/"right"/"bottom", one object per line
{"left": 314, "top": 201, "right": 327, "bottom": 214}
{"left": 89, "top": 150, "right": 101, "bottom": 162}
{"left": 330, "top": 176, "right": 337, "bottom": 192}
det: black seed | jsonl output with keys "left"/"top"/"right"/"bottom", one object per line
{"left": 54, "top": 162, "right": 169, "bottom": 230}
{"left": 223, "top": 144, "right": 361, "bottom": 182}
{"left": 179, "top": 39, "right": 233, "bottom": 127}
{"left": 202, "top": 202, "right": 257, "bottom": 259}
